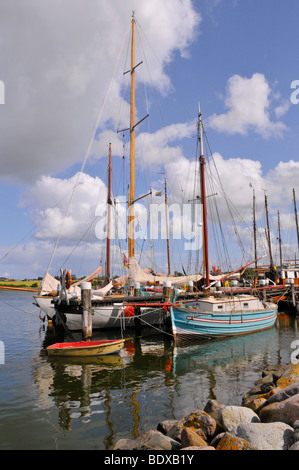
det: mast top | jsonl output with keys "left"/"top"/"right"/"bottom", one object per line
{"left": 198, "top": 101, "right": 201, "bottom": 116}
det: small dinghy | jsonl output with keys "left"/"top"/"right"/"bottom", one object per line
{"left": 47, "top": 339, "right": 125, "bottom": 357}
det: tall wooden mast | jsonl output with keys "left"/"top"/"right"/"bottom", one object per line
{"left": 164, "top": 177, "right": 171, "bottom": 275}
{"left": 265, "top": 193, "right": 274, "bottom": 268}
{"left": 128, "top": 13, "right": 136, "bottom": 259}
{"left": 198, "top": 104, "right": 209, "bottom": 288}
{"left": 253, "top": 188, "right": 257, "bottom": 269}
{"left": 293, "top": 188, "right": 299, "bottom": 254}
{"left": 106, "top": 142, "right": 112, "bottom": 284}
{"left": 277, "top": 209, "right": 283, "bottom": 268}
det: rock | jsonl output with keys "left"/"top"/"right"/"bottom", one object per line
{"left": 256, "top": 373, "right": 274, "bottom": 386}
{"left": 288, "top": 441, "right": 299, "bottom": 450}
{"left": 218, "top": 406, "right": 260, "bottom": 434}
{"left": 180, "top": 428, "right": 209, "bottom": 448}
{"left": 293, "top": 420, "right": 299, "bottom": 442}
{"left": 242, "top": 384, "right": 264, "bottom": 400}
{"left": 204, "top": 399, "right": 225, "bottom": 414}
{"left": 243, "top": 396, "right": 267, "bottom": 414}
{"left": 163, "top": 409, "right": 217, "bottom": 441}
{"left": 262, "top": 364, "right": 288, "bottom": 383}
{"left": 265, "top": 382, "right": 299, "bottom": 405}
{"left": 214, "top": 432, "right": 259, "bottom": 450}
{"left": 112, "top": 430, "right": 181, "bottom": 451}
{"left": 259, "top": 393, "right": 299, "bottom": 426}
{"left": 157, "top": 419, "right": 179, "bottom": 436}
{"left": 255, "top": 373, "right": 276, "bottom": 393}
{"left": 180, "top": 446, "right": 215, "bottom": 450}
{"left": 112, "top": 438, "right": 135, "bottom": 450}
{"left": 180, "top": 409, "right": 217, "bottom": 440}
{"left": 203, "top": 399, "right": 225, "bottom": 435}
{"left": 236, "top": 422, "right": 294, "bottom": 450}
{"left": 276, "top": 364, "right": 299, "bottom": 389}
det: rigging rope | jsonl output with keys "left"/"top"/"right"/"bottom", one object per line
{"left": 42, "top": 21, "right": 131, "bottom": 283}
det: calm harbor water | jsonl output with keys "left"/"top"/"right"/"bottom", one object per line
{"left": 0, "top": 289, "right": 298, "bottom": 450}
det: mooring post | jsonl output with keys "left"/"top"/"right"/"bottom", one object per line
{"left": 163, "top": 281, "right": 172, "bottom": 301}
{"left": 81, "top": 282, "right": 92, "bottom": 341}
{"left": 187, "top": 280, "right": 194, "bottom": 293}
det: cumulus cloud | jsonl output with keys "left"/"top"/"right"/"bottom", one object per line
{"left": 22, "top": 172, "right": 107, "bottom": 242}
{"left": 0, "top": 0, "right": 201, "bottom": 183}
{"left": 1, "top": 151, "right": 298, "bottom": 278}
{"left": 207, "top": 73, "right": 287, "bottom": 138}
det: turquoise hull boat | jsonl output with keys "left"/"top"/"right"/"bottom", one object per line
{"left": 170, "top": 295, "right": 277, "bottom": 340}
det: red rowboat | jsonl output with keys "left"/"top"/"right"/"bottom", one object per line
{"left": 47, "top": 339, "right": 125, "bottom": 357}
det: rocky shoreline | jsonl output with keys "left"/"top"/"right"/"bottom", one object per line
{"left": 112, "top": 363, "right": 299, "bottom": 451}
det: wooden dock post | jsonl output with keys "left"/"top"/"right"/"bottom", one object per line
{"left": 134, "top": 282, "right": 141, "bottom": 296}
{"left": 187, "top": 280, "right": 194, "bottom": 293}
{"left": 81, "top": 282, "right": 92, "bottom": 341}
{"left": 163, "top": 281, "right": 172, "bottom": 301}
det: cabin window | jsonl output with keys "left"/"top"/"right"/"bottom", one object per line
{"left": 217, "top": 305, "right": 223, "bottom": 310}
{"left": 243, "top": 303, "right": 249, "bottom": 308}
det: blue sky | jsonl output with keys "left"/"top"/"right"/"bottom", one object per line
{"left": 0, "top": 0, "right": 298, "bottom": 279}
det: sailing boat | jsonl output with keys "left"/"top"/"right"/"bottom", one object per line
{"left": 170, "top": 105, "right": 278, "bottom": 340}
{"left": 48, "top": 14, "right": 169, "bottom": 331}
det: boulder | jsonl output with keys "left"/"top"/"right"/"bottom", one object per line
{"left": 236, "top": 422, "right": 294, "bottom": 450}
{"left": 276, "top": 364, "right": 299, "bottom": 389}
{"left": 218, "top": 406, "right": 260, "bottom": 434}
{"left": 157, "top": 419, "right": 179, "bottom": 436}
{"left": 262, "top": 364, "right": 289, "bottom": 382}
{"left": 179, "top": 409, "right": 217, "bottom": 440}
{"left": 160, "top": 409, "right": 217, "bottom": 441}
{"left": 204, "top": 399, "right": 225, "bottom": 414}
{"left": 180, "top": 446, "right": 215, "bottom": 450}
{"left": 288, "top": 441, "right": 299, "bottom": 450}
{"left": 264, "top": 382, "right": 299, "bottom": 405}
{"left": 180, "top": 428, "right": 209, "bottom": 448}
{"left": 112, "top": 430, "right": 181, "bottom": 451}
{"left": 214, "top": 432, "right": 259, "bottom": 450}
{"left": 259, "top": 393, "right": 299, "bottom": 426}
{"left": 243, "top": 396, "right": 267, "bottom": 414}
{"left": 293, "top": 420, "right": 299, "bottom": 442}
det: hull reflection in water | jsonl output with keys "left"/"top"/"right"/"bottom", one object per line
{"left": 33, "top": 319, "right": 287, "bottom": 448}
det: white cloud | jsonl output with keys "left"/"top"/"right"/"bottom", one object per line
{"left": 135, "top": 121, "right": 195, "bottom": 169}
{"left": 22, "top": 172, "right": 107, "bottom": 242}
{"left": 207, "top": 73, "right": 287, "bottom": 138}
{"left": 0, "top": 0, "right": 201, "bottom": 183}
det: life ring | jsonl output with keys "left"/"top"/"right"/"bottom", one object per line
{"left": 60, "top": 270, "right": 72, "bottom": 289}
{"left": 124, "top": 306, "right": 135, "bottom": 317}
{"left": 65, "top": 270, "right": 72, "bottom": 289}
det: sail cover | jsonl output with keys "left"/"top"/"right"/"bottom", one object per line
{"left": 127, "top": 257, "right": 203, "bottom": 287}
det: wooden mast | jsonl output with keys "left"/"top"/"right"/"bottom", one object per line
{"left": 293, "top": 188, "right": 299, "bottom": 254}
{"left": 106, "top": 143, "right": 112, "bottom": 284}
{"left": 128, "top": 13, "right": 136, "bottom": 259}
{"left": 277, "top": 209, "right": 283, "bottom": 268}
{"left": 252, "top": 188, "right": 257, "bottom": 269}
{"left": 164, "top": 177, "right": 171, "bottom": 275}
{"left": 198, "top": 104, "right": 209, "bottom": 289}
{"left": 265, "top": 193, "right": 274, "bottom": 268}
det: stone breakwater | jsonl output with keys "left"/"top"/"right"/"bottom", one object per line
{"left": 112, "top": 363, "right": 299, "bottom": 451}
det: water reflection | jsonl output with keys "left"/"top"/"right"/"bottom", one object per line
{"left": 33, "top": 315, "right": 299, "bottom": 449}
